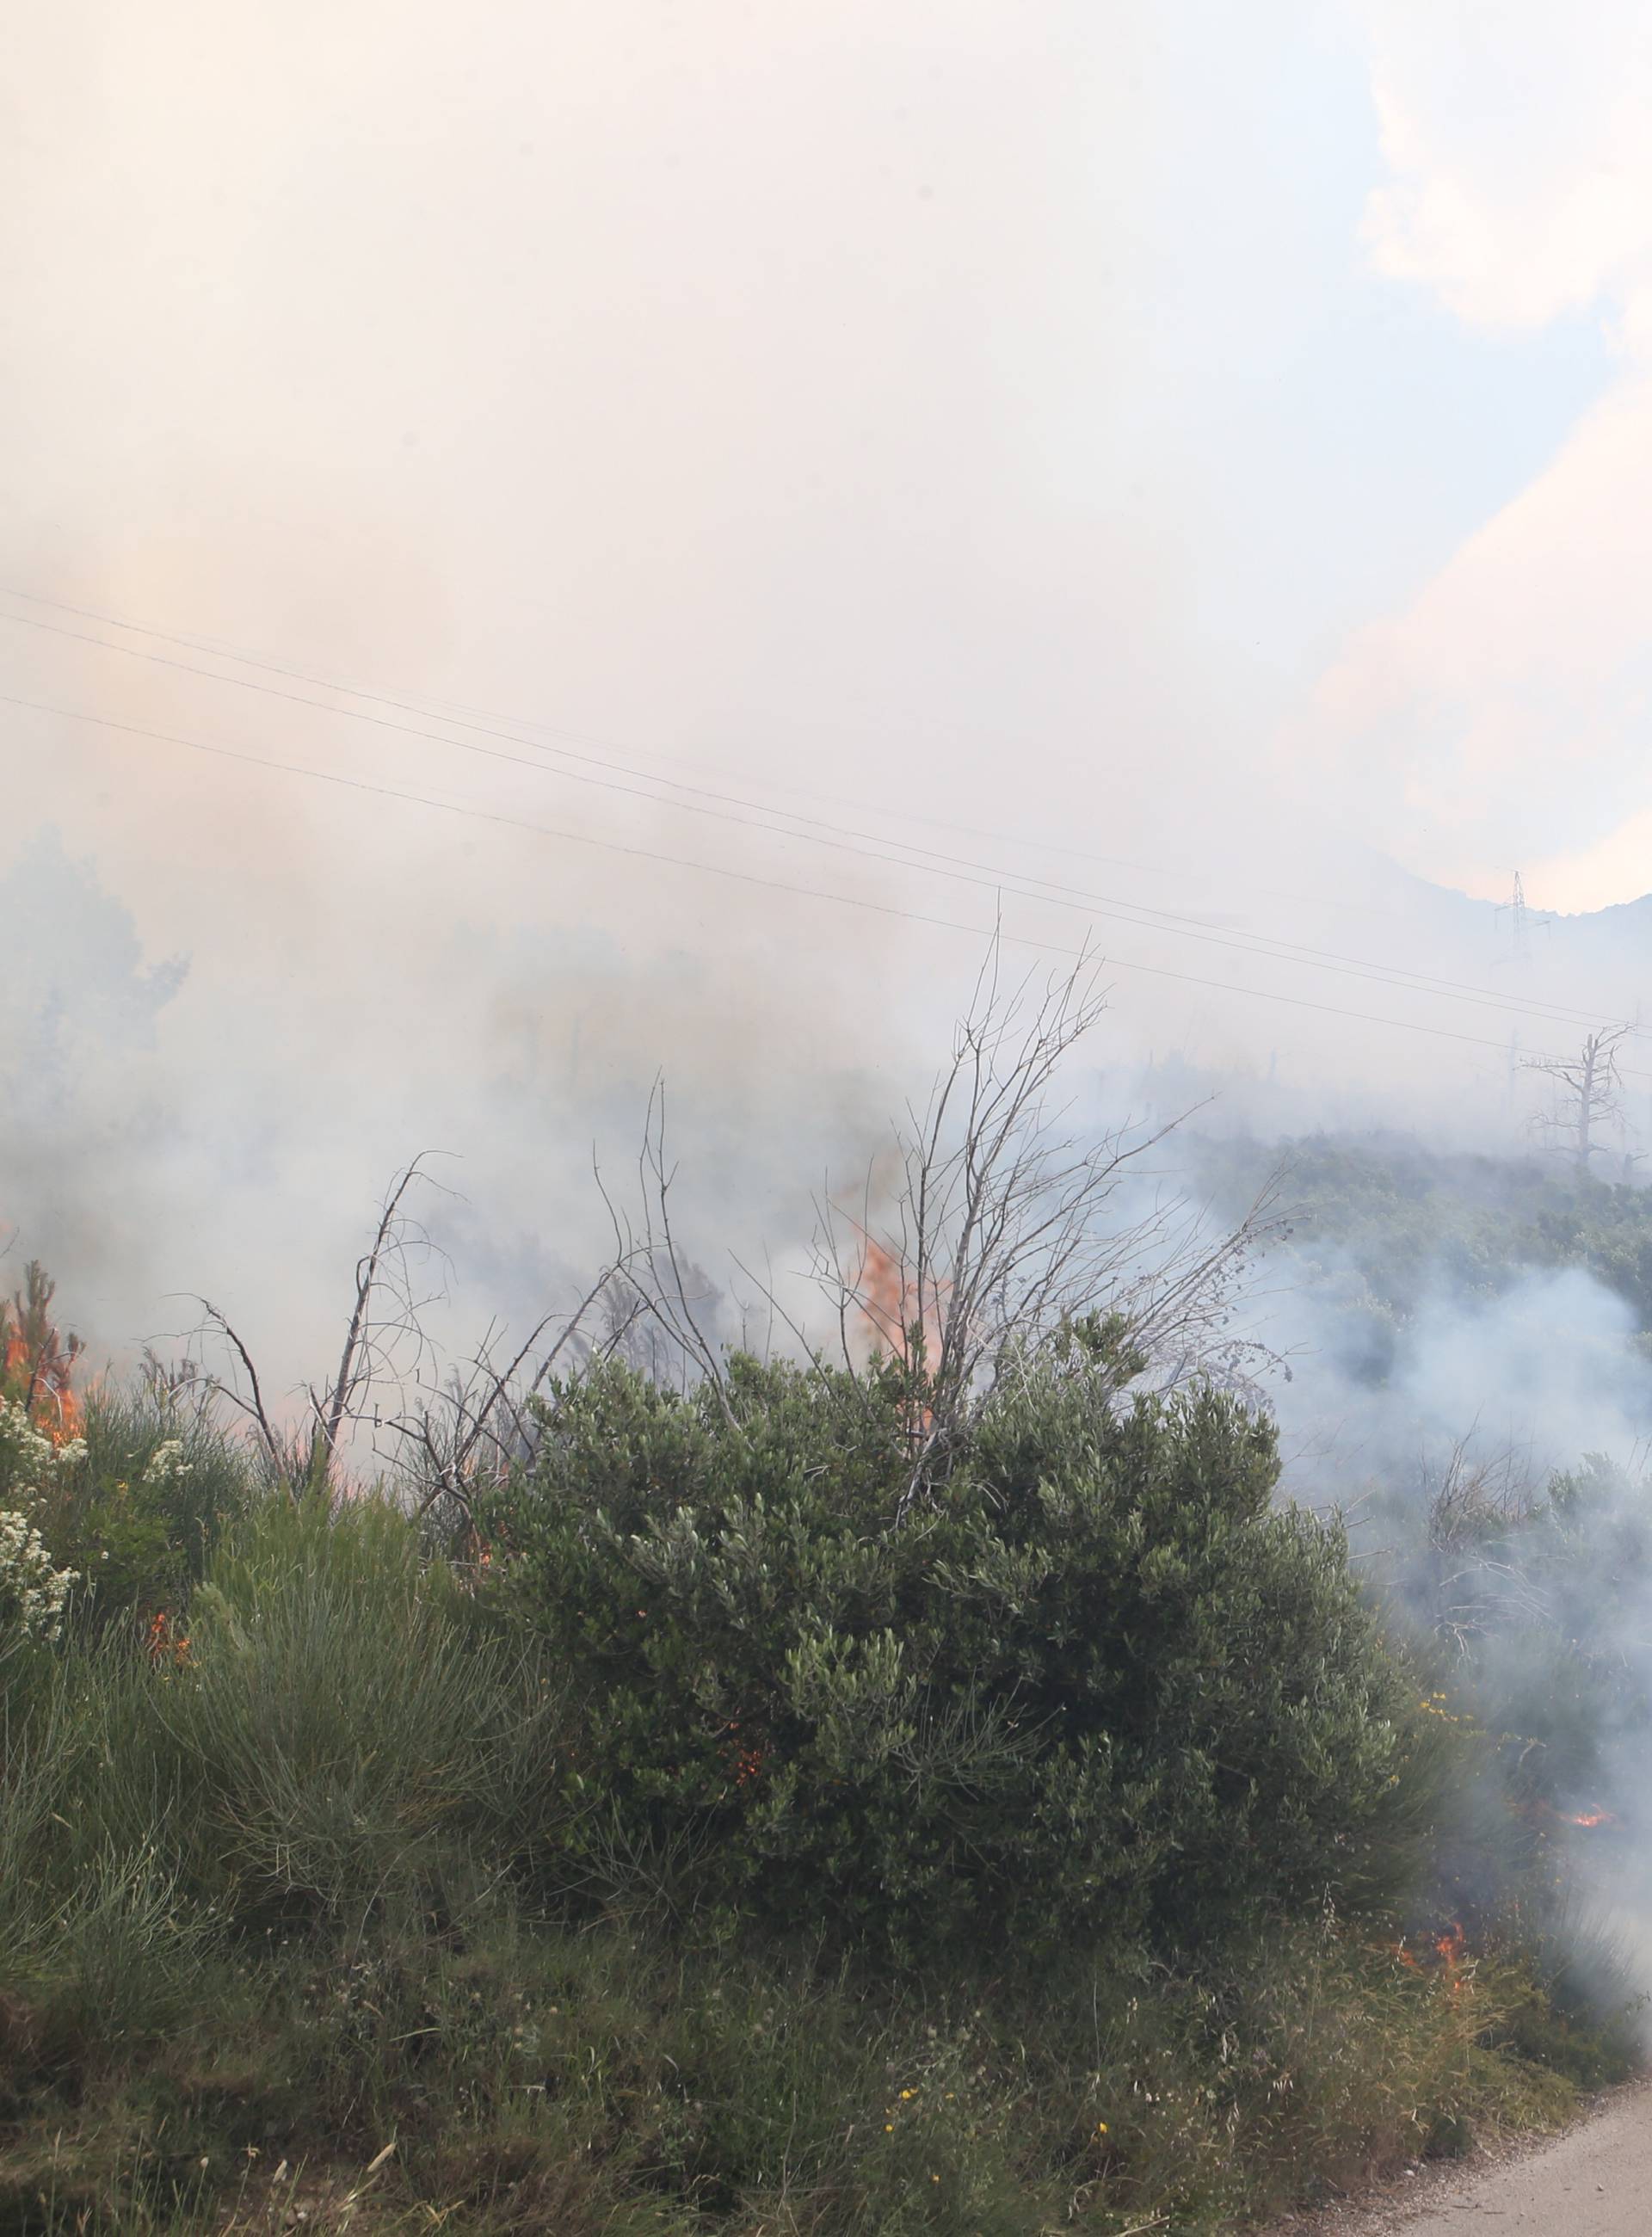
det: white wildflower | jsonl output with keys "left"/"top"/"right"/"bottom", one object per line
{"left": 141, "top": 1439, "right": 193, "bottom": 1487}
{"left": 0, "top": 1507, "right": 77, "bottom": 1642}
{"left": 0, "top": 1393, "right": 59, "bottom": 1494}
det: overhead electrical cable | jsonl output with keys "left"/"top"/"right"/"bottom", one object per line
{"left": 1, "top": 603, "right": 1643, "bottom": 1049}
{"left": 3, "top": 579, "right": 1412, "bottom": 922}
{"left": 9, "top": 685, "right": 1650, "bottom": 1085}
{"left": 1, "top": 583, "right": 1601, "bottom": 991}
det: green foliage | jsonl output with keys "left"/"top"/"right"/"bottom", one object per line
{"left": 1201, "top": 1133, "right": 1652, "bottom": 1343}
{"left": 484, "top": 1346, "right": 1433, "bottom": 1960}
{"left": 0, "top": 1486, "right": 570, "bottom": 2105}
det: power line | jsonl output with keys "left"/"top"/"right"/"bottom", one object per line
{"left": 5, "top": 584, "right": 1608, "bottom": 1025}
{"left": 9, "top": 684, "right": 1650, "bottom": 1083}
{"left": 0, "top": 578, "right": 1413, "bottom": 925}
{"left": 2, "top": 600, "right": 1644, "bottom": 1051}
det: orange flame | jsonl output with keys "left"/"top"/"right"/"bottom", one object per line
{"left": 1433, "top": 1921, "right": 1472, "bottom": 2003}
{"left": 856, "top": 1237, "right": 948, "bottom": 1370}
{"left": 852, "top": 1236, "right": 952, "bottom": 1447}
{"left": 722, "top": 1715, "right": 767, "bottom": 1790}
{"left": 1388, "top": 1922, "right": 1472, "bottom": 2001}
{"left": 858, "top": 1237, "right": 912, "bottom": 1355}
{"left": 2, "top": 1269, "right": 84, "bottom": 1445}
{"left": 147, "top": 1608, "right": 194, "bottom": 1670}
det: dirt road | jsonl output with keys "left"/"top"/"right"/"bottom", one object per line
{"left": 1270, "top": 2086, "right": 1652, "bottom": 2234}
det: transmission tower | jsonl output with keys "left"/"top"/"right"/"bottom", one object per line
{"left": 1496, "top": 871, "right": 1555, "bottom": 967}
{"left": 1507, "top": 871, "right": 1529, "bottom": 959}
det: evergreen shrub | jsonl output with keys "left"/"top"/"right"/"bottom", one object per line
{"left": 484, "top": 1334, "right": 1434, "bottom": 1960}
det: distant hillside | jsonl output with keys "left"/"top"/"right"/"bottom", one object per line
{"left": 1199, "top": 1131, "right": 1652, "bottom": 1340}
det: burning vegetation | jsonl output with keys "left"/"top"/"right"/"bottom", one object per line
{"left": 0, "top": 1258, "right": 83, "bottom": 1445}
{"left": 1, "top": 968, "right": 1647, "bottom": 2234}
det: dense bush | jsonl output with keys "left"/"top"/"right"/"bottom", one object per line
{"left": 484, "top": 1336, "right": 1436, "bottom": 1960}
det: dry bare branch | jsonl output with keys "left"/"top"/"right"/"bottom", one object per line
{"left": 1522, "top": 1024, "right": 1633, "bottom": 1170}
{"left": 803, "top": 936, "right": 1282, "bottom": 1501}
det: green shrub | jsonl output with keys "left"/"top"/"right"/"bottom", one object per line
{"left": 484, "top": 1340, "right": 1437, "bottom": 1960}
{"left": 0, "top": 1220, "right": 1634, "bottom": 2232}
{"left": 0, "top": 1644, "right": 207, "bottom": 2088}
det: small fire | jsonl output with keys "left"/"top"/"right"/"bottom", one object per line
{"left": 857, "top": 1236, "right": 917, "bottom": 1357}
{"left": 146, "top": 1608, "right": 194, "bottom": 1671}
{"left": 1, "top": 1260, "right": 84, "bottom": 1445}
{"left": 851, "top": 1235, "right": 952, "bottom": 1445}
{"left": 1436, "top": 1922, "right": 1472, "bottom": 2003}
{"left": 1534, "top": 1799, "right": 1619, "bottom": 1831}
{"left": 1388, "top": 1921, "right": 1472, "bottom": 2001}
{"left": 854, "top": 1236, "right": 949, "bottom": 1371}
{"left": 721, "top": 1715, "right": 767, "bottom": 1790}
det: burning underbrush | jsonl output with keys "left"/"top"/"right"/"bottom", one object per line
{"left": 2, "top": 976, "right": 1647, "bottom": 2230}
{"left": 0, "top": 1245, "right": 1642, "bottom": 2235}
{"left": 1, "top": 1260, "right": 83, "bottom": 1446}
{"left": 1348, "top": 1435, "right": 1652, "bottom": 2035}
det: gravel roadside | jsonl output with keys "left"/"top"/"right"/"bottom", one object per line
{"left": 1261, "top": 2083, "right": 1652, "bottom": 2235}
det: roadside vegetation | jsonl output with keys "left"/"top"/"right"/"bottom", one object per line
{"left": 3, "top": 1000, "right": 1645, "bottom": 2234}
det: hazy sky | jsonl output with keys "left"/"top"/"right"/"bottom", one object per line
{"left": 4, "top": 1, "right": 1652, "bottom": 1363}
{"left": 4, "top": 0, "right": 1645, "bottom": 901}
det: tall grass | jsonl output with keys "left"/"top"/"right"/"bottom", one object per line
{"left": 0, "top": 1896, "right": 1595, "bottom": 2235}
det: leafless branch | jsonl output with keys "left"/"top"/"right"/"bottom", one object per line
{"left": 188, "top": 1297, "right": 285, "bottom": 1475}
{"left": 801, "top": 933, "right": 1283, "bottom": 1502}
{"left": 1522, "top": 1025, "right": 1633, "bottom": 1171}
{"left": 593, "top": 1080, "right": 738, "bottom": 1423}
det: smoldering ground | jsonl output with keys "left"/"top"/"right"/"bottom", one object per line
{"left": 1193, "top": 1137, "right": 1652, "bottom": 2024}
